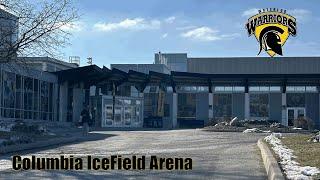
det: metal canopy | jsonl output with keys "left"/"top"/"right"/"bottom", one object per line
{"left": 54, "top": 65, "right": 105, "bottom": 85}
{"left": 54, "top": 65, "right": 320, "bottom": 90}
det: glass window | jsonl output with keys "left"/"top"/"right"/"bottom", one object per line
{"left": 135, "top": 106, "right": 140, "bottom": 122}
{"left": 33, "top": 79, "right": 39, "bottom": 120}
{"left": 270, "top": 86, "right": 281, "bottom": 92}
{"left": 178, "top": 93, "right": 196, "bottom": 119}
{"left": 49, "top": 83, "right": 53, "bottom": 112}
{"left": 260, "top": 86, "right": 270, "bottom": 91}
{"left": 2, "top": 71, "right": 15, "bottom": 118}
{"left": 213, "top": 94, "right": 232, "bottom": 120}
{"left": 40, "top": 81, "right": 49, "bottom": 120}
{"left": 144, "top": 93, "right": 158, "bottom": 118}
{"left": 287, "top": 86, "right": 306, "bottom": 92}
{"left": 233, "top": 86, "right": 245, "bottom": 92}
{"left": 249, "top": 86, "right": 260, "bottom": 92}
{"left": 286, "top": 86, "right": 295, "bottom": 91}
{"left": 24, "top": 77, "right": 33, "bottom": 119}
{"left": 114, "top": 107, "right": 122, "bottom": 122}
{"left": 250, "top": 94, "right": 269, "bottom": 118}
{"left": 164, "top": 104, "right": 170, "bottom": 117}
{"left": 306, "top": 86, "right": 317, "bottom": 92}
{"left": 224, "top": 86, "right": 233, "bottom": 92}
{"left": 214, "top": 86, "right": 225, "bottom": 92}
{"left": 116, "top": 84, "right": 131, "bottom": 97}
{"left": 287, "top": 93, "right": 305, "bottom": 107}
{"left": 149, "top": 86, "right": 157, "bottom": 93}
{"left": 3, "top": 71, "right": 15, "bottom": 108}
{"left": 295, "top": 86, "right": 305, "bottom": 92}
{"left": 178, "top": 86, "right": 208, "bottom": 92}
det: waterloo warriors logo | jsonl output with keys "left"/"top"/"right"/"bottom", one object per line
{"left": 246, "top": 8, "right": 297, "bottom": 57}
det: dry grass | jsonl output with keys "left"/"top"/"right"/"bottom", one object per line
{"left": 282, "top": 134, "right": 320, "bottom": 179}
{"left": 282, "top": 135, "right": 320, "bottom": 168}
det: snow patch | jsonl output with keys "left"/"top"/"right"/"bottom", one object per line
{"left": 243, "top": 128, "right": 270, "bottom": 133}
{"left": 0, "top": 126, "right": 11, "bottom": 132}
{"left": 265, "top": 134, "right": 320, "bottom": 179}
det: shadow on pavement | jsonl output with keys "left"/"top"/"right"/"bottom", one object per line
{"left": 0, "top": 132, "right": 117, "bottom": 158}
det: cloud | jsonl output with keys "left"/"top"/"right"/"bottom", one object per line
{"left": 164, "top": 16, "right": 176, "bottom": 23}
{"left": 60, "top": 21, "right": 83, "bottom": 32}
{"left": 220, "top": 33, "right": 241, "bottom": 39}
{"left": 161, "top": 33, "right": 168, "bottom": 38}
{"left": 176, "top": 25, "right": 197, "bottom": 31}
{"left": 288, "top": 9, "right": 312, "bottom": 22}
{"left": 242, "top": 8, "right": 260, "bottom": 17}
{"left": 93, "top": 18, "right": 161, "bottom": 32}
{"left": 181, "top": 27, "right": 239, "bottom": 41}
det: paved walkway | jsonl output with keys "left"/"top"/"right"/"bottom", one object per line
{"left": 0, "top": 129, "right": 267, "bottom": 179}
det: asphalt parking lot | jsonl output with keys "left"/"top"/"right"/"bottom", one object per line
{"left": 0, "top": 129, "right": 267, "bottom": 179}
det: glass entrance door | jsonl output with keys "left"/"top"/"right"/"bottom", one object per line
{"left": 287, "top": 108, "right": 305, "bottom": 126}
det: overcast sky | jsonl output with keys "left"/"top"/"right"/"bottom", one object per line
{"left": 61, "top": 0, "right": 320, "bottom": 67}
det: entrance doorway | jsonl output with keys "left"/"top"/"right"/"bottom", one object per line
{"left": 287, "top": 107, "right": 305, "bottom": 126}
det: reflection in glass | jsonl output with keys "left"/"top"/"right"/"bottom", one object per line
{"left": 250, "top": 94, "right": 269, "bottom": 118}
{"left": 287, "top": 93, "right": 305, "bottom": 107}
{"left": 213, "top": 94, "right": 232, "bottom": 120}
{"left": 178, "top": 93, "right": 196, "bottom": 119}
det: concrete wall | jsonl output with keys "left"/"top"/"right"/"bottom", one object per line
{"left": 72, "top": 86, "right": 85, "bottom": 123}
{"left": 269, "top": 93, "right": 282, "bottom": 122}
{"left": 188, "top": 57, "right": 320, "bottom": 74}
{"left": 53, "top": 84, "right": 59, "bottom": 121}
{"left": 59, "top": 82, "right": 68, "bottom": 122}
{"left": 163, "top": 93, "right": 174, "bottom": 129}
{"left": 232, "top": 93, "right": 245, "bottom": 119}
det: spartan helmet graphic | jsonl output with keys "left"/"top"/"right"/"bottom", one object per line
{"left": 258, "top": 26, "right": 285, "bottom": 56}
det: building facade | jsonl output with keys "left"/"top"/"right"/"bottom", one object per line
{"left": 0, "top": 63, "right": 58, "bottom": 122}
{"left": 1, "top": 53, "right": 320, "bottom": 130}
{"left": 104, "top": 54, "right": 320, "bottom": 129}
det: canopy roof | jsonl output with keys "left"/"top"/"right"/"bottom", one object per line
{"left": 54, "top": 65, "right": 320, "bottom": 92}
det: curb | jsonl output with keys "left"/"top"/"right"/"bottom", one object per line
{"left": 257, "top": 138, "right": 284, "bottom": 180}
{"left": 0, "top": 136, "right": 81, "bottom": 154}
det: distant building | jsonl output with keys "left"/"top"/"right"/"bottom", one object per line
{"left": 111, "top": 63, "right": 170, "bottom": 74}
{"left": 20, "top": 57, "right": 79, "bottom": 72}
{"left": 0, "top": 8, "right": 18, "bottom": 61}
{"left": 154, "top": 52, "right": 187, "bottom": 72}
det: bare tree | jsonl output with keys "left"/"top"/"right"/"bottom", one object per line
{"left": 0, "top": 0, "right": 79, "bottom": 62}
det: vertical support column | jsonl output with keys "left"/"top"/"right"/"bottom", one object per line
{"left": 244, "top": 93, "right": 250, "bottom": 120}
{"left": 72, "top": 82, "right": 85, "bottom": 123}
{"left": 59, "top": 81, "right": 68, "bottom": 122}
{"left": 139, "top": 91, "right": 144, "bottom": 128}
{"left": 172, "top": 93, "right": 177, "bottom": 128}
{"left": 208, "top": 93, "right": 213, "bottom": 123}
{"left": 112, "top": 82, "right": 116, "bottom": 121}
{"left": 53, "top": 83, "right": 59, "bottom": 122}
{"left": 281, "top": 93, "right": 287, "bottom": 126}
